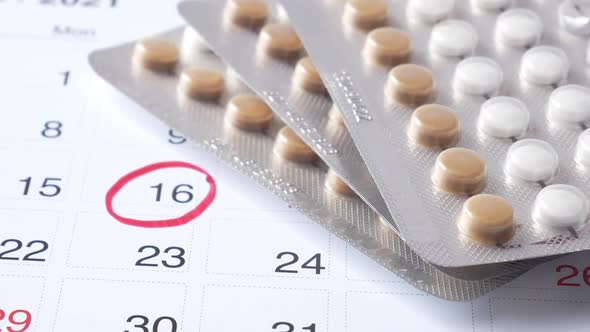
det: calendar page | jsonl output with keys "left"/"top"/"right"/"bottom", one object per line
{"left": 1, "top": 1, "right": 590, "bottom": 331}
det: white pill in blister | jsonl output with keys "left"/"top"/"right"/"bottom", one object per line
{"left": 495, "top": 8, "right": 542, "bottom": 47}
{"left": 472, "top": 0, "right": 511, "bottom": 11}
{"left": 504, "top": 139, "right": 559, "bottom": 183}
{"left": 559, "top": 0, "right": 590, "bottom": 36}
{"left": 453, "top": 57, "right": 503, "bottom": 96}
{"left": 547, "top": 84, "right": 590, "bottom": 126}
{"left": 533, "top": 184, "right": 590, "bottom": 229}
{"left": 478, "top": 96, "right": 529, "bottom": 138}
{"left": 575, "top": 128, "right": 590, "bottom": 167}
{"left": 520, "top": 46, "right": 569, "bottom": 85}
{"left": 409, "top": 0, "right": 455, "bottom": 23}
{"left": 430, "top": 20, "right": 478, "bottom": 57}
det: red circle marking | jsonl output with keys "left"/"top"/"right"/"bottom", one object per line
{"left": 105, "top": 161, "right": 216, "bottom": 228}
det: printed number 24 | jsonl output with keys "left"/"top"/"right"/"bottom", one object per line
{"left": 275, "top": 252, "right": 325, "bottom": 275}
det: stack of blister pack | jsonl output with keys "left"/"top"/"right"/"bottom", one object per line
{"left": 89, "top": 0, "right": 590, "bottom": 301}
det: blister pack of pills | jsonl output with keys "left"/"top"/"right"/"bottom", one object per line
{"left": 278, "top": 0, "right": 590, "bottom": 267}
{"left": 178, "top": 0, "right": 550, "bottom": 279}
{"left": 177, "top": 0, "right": 395, "bottom": 230}
{"left": 87, "top": 26, "right": 532, "bottom": 300}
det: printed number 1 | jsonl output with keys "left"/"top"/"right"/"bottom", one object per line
{"left": 59, "top": 71, "right": 70, "bottom": 86}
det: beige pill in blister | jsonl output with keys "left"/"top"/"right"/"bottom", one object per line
{"left": 225, "top": 94, "right": 273, "bottom": 131}
{"left": 178, "top": 67, "right": 225, "bottom": 101}
{"left": 342, "top": 0, "right": 389, "bottom": 31}
{"left": 385, "top": 64, "right": 435, "bottom": 106}
{"left": 292, "top": 57, "right": 327, "bottom": 94}
{"left": 408, "top": 104, "right": 459, "bottom": 149}
{"left": 328, "top": 104, "right": 346, "bottom": 127}
{"left": 224, "top": 0, "right": 269, "bottom": 29}
{"left": 325, "top": 169, "right": 356, "bottom": 196}
{"left": 432, "top": 147, "right": 486, "bottom": 195}
{"left": 258, "top": 23, "right": 303, "bottom": 60}
{"left": 273, "top": 126, "right": 318, "bottom": 163}
{"left": 133, "top": 38, "right": 179, "bottom": 72}
{"left": 458, "top": 194, "right": 515, "bottom": 245}
{"left": 363, "top": 27, "right": 411, "bottom": 67}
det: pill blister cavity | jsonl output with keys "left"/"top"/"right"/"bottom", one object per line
{"left": 342, "top": 0, "right": 389, "bottom": 31}
{"left": 386, "top": 64, "right": 435, "bottom": 106}
{"left": 258, "top": 23, "right": 303, "bottom": 61}
{"left": 292, "top": 57, "right": 327, "bottom": 94}
{"left": 471, "top": 0, "right": 511, "bottom": 11}
{"left": 547, "top": 84, "right": 590, "bottom": 128}
{"left": 432, "top": 147, "right": 486, "bottom": 195}
{"left": 458, "top": 194, "right": 515, "bottom": 245}
{"left": 430, "top": 20, "right": 478, "bottom": 57}
{"left": 408, "top": 104, "right": 460, "bottom": 149}
{"left": 325, "top": 169, "right": 356, "bottom": 196}
{"left": 495, "top": 8, "right": 542, "bottom": 48}
{"left": 363, "top": 27, "right": 411, "bottom": 67}
{"left": 478, "top": 96, "right": 529, "bottom": 139}
{"left": 328, "top": 104, "right": 346, "bottom": 127}
{"left": 225, "top": 94, "right": 273, "bottom": 131}
{"left": 520, "top": 46, "right": 569, "bottom": 86}
{"left": 224, "top": 0, "right": 269, "bottom": 29}
{"left": 533, "top": 184, "right": 590, "bottom": 230}
{"left": 576, "top": 129, "right": 590, "bottom": 168}
{"left": 453, "top": 57, "right": 503, "bottom": 96}
{"left": 178, "top": 67, "right": 225, "bottom": 101}
{"left": 504, "top": 139, "right": 559, "bottom": 183}
{"left": 408, "top": 0, "right": 455, "bottom": 23}
{"left": 559, "top": 0, "right": 590, "bottom": 36}
{"left": 133, "top": 38, "right": 179, "bottom": 72}
{"left": 273, "top": 126, "right": 318, "bottom": 163}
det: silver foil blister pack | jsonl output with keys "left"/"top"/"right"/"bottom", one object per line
{"left": 178, "top": 0, "right": 552, "bottom": 279}
{"left": 87, "top": 27, "right": 528, "bottom": 300}
{"left": 177, "top": 0, "right": 395, "bottom": 231}
{"left": 280, "top": 0, "right": 590, "bottom": 267}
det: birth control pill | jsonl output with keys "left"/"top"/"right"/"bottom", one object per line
{"left": 273, "top": 126, "right": 318, "bottom": 163}
{"left": 363, "top": 27, "right": 411, "bottom": 67}
{"left": 225, "top": 94, "right": 273, "bottom": 131}
{"left": 325, "top": 169, "right": 356, "bottom": 196}
{"left": 432, "top": 147, "right": 486, "bottom": 195}
{"left": 178, "top": 67, "right": 225, "bottom": 101}
{"left": 408, "top": 104, "right": 460, "bottom": 149}
{"left": 575, "top": 129, "right": 590, "bottom": 167}
{"left": 224, "top": 0, "right": 269, "bottom": 29}
{"left": 342, "top": 0, "right": 389, "bottom": 31}
{"left": 520, "top": 46, "right": 569, "bottom": 85}
{"left": 504, "top": 139, "right": 559, "bottom": 183}
{"left": 458, "top": 194, "right": 515, "bottom": 245}
{"left": 430, "top": 20, "right": 478, "bottom": 57}
{"left": 533, "top": 184, "right": 590, "bottom": 229}
{"left": 547, "top": 85, "right": 590, "bottom": 127}
{"left": 408, "top": 0, "right": 455, "bottom": 23}
{"left": 559, "top": 0, "right": 590, "bottom": 36}
{"left": 471, "top": 0, "right": 511, "bottom": 11}
{"left": 328, "top": 104, "right": 346, "bottom": 127}
{"left": 385, "top": 64, "right": 435, "bottom": 106}
{"left": 292, "top": 57, "right": 326, "bottom": 94}
{"left": 258, "top": 23, "right": 303, "bottom": 60}
{"left": 478, "top": 96, "right": 530, "bottom": 139}
{"left": 495, "top": 8, "right": 542, "bottom": 48}
{"left": 133, "top": 38, "right": 179, "bottom": 72}
{"left": 453, "top": 57, "right": 503, "bottom": 96}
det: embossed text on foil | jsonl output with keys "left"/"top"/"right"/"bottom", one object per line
{"left": 263, "top": 91, "right": 338, "bottom": 155}
{"left": 333, "top": 70, "right": 372, "bottom": 122}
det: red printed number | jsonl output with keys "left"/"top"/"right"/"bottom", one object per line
{"left": 0, "top": 309, "right": 32, "bottom": 332}
{"left": 555, "top": 265, "right": 590, "bottom": 287}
